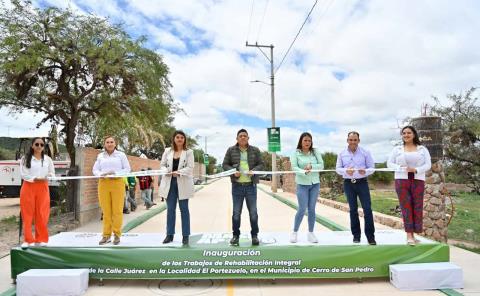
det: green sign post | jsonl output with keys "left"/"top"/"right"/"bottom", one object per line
{"left": 204, "top": 154, "right": 209, "bottom": 165}
{"left": 268, "top": 127, "right": 281, "bottom": 152}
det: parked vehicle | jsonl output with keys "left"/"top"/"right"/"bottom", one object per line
{"left": 0, "top": 136, "right": 70, "bottom": 205}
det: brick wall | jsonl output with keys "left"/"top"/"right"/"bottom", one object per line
{"left": 75, "top": 147, "right": 161, "bottom": 225}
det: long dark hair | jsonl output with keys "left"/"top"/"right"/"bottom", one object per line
{"left": 402, "top": 125, "right": 421, "bottom": 146}
{"left": 24, "top": 137, "right": 45, "bottom": 169}
{"left": 296, "top": 132, "right": 314, "bottom": 152}
{"left": 172, "top": 130, "right": 187, "bottom": 151}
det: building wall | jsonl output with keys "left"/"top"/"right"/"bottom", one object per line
{"left": 75, "top": 147, "right": 161, "bottom": 225}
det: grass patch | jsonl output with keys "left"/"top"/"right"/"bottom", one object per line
{"left": 1, "top": 215, "right": 19, "bottom": 225}
{"left": 447, "top": 192, "right": 480, "bottom": 244}
{"left": 0, "top": 215, "right": 20, "bottom": 233}
{"left": 322, "top": 190, "right": 401, "bottom": 218}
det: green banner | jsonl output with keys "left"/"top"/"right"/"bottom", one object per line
{"left": 267, "top": 127, "right": 281, "bottom": 152}
{"left": 11, "top": 233, "right": 449, "bottom": 280}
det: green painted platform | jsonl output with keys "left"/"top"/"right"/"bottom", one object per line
{"left": 11, "top": 230, "right": 449, "bottom": 280}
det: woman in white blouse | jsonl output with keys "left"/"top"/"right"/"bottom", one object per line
{"left": 159, "top": 131, "right": 195, "bottom": 245}
{"left": 20, "top": 137, "right": 55, "bottom": 248}
{"left": 388, "top": 126, "right": 431, "bottom": 245}
{"left": 93, "top": 136, "right": 131, "bottom": 245}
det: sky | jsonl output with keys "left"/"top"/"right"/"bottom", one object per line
{"left": 1, "top": 0, "right": 479, "bottom": 163}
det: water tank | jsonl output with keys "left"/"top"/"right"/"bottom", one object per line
{"left": 410, "top": 116, "right": 443, "bottom": 162}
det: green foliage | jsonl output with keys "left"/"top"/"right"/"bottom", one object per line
{"left": 431, "top": 87, "right": 480, "bottom": 193}
{"left": 0, "top": 137, "right": 20, "bottom": 151}
{"left": 0, "top": 1, "right": 175, "bottom": 166}
{"left": 368, "top": 162, "right": 394, "bottom": 184}
{"left": 321, "top": 152, "right": 337, "bottom": 169}
{"left": 260, "top": 151, "right": 283, "bottom": 172}
{"left": 320, "top": 152, "right": 342, "bottom": 194}
{"left": 0, "top": 146, "right": 15, "bottom": 160}
{"left": 206, "top": 155, "right": 217, "bottom": 175}
{"left": 447, "top": 191, "right": 480, "bottom": 244}
{"left": 0, "top": 215, "right": 19, "bottom": 225}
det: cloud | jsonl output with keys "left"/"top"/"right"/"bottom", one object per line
{"left": 2, "top": 0, "right": 479, "bottom": 165}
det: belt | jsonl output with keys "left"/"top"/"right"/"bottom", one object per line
{"left": 235, "top": 182, "right": 253, "bottom": 186}
{"left": 345, "top": 177, "right": 367, "bottom": 184}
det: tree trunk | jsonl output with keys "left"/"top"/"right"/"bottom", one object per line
{"left": 64, "top": 114, "right": 78, "bottom": 213}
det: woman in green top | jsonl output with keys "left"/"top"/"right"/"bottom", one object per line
{"left": 290, "top": 132, "right": 324, "bottom": 243}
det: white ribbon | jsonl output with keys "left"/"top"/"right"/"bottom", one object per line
{"left": 48, "top": 169, "right": 188, "bottom": 181}
{"left": 49, "top": 167, "right": 402, "bottom": 181}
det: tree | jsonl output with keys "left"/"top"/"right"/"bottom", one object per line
{"left": 320, "top": 152, "right": 343, "bottom": 195}
{"left": 206, "top": 155, "right": 217, "bottom": 175}
{"left": 0, "top": 1, "right": 175, "bottom": 167}
{"left": 431, "top": 87, "right": 480, "bottom": 193}
{"left": 260, "top": 151, "right": 283, "bottom": 172}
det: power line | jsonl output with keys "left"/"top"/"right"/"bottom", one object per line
{"left": 275, "top": 0, "right": 319, "bottom": 74}
{"left": 246, "top": 0, "right": 256, "bottom": 41}
{"left": 297, "top": 0, "right": 335, "bottom": 50}
{"left": 256, "top": 0, "right": 270, "bottom": 42}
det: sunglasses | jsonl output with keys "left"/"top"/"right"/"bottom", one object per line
{"left": 34, "top": 143, "right": 45, "bottom": 147}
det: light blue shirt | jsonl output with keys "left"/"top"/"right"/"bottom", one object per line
{"left": 335, "top": 146, "right": 374, "bottom": 179}
{"left": 290, "top": 149, "right": 324, "bottom": 185}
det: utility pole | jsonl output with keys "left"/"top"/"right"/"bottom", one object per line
{"left": 246, "top": 42, "right": 278, "bottom": 193}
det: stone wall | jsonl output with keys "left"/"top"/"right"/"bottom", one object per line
{"left": 423, "top": 161, "right": 448, "bottom": 242}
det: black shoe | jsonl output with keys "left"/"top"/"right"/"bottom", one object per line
{"left": 368, "top": 239, "right": 377, "bottom": 245}
{"left": 182, "top": 236, "right": 189, "bottom": 245}
{"left": 124, "top": 209, "right": 130, "bottom": 214}
{"left": 251, "top": 236, "right": 260, "bottom": 246}
{"left": 153, "top": 203, "right": 157, "bottom": 206}
{"left": 163, "top": 235, "right": 174, "bottom": 244}
{"left": 146, "top": 204, "right": 152, "bottom": 210}
{"left": 230, "top": 235, "right": 239, "bottom": 246}
{"left": 353, "top": 237, "right": 361, "bottom": 243}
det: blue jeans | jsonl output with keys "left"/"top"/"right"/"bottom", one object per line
{"left": 141, "top": 189, "right": 153, "bottom": 206}
{"left": 343, "top": 179, "right": 375, "bottom": 240}
{"left": 294, "top": 183, "right": 320, "bottom": 232}
{"left": 166, "top": 178, "right": 190, "bottom": 236}
{"left": 232, "top": 183, "right": 258, "bottom": 237}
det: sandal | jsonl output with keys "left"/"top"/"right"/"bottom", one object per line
{"left": 407, "top": 238, "right": 416, "bottom": 246}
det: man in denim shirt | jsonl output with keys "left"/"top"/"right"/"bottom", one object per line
{"left": 222, "top": 129, "right": 264, "bottom": 246}
{"left": 335, "top": 131, "right": 376, "bottom": 245}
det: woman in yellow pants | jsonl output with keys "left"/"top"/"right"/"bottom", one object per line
{"left": 93, "top": 136, "right": 131, "bottom": 245}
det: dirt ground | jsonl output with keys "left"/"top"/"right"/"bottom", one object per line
{"left": 0, "top": 197, "right": 20, "bottom": 220}
{"left": 0, "top": 197, "right": 78, "bottom": 256}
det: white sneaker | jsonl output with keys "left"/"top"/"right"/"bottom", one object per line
{"left": 37, "top": 242, "right": 48, "bottom": 247}
{"left": 308, "top": 232, "right": 318, "bottom": 243}
{"left": 21, "top": 242, "right": 29, "bottom": 248}
{"left": 290, "top": 232, "right": 298, "bottom": 243}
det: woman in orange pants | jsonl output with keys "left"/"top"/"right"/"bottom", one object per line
{"left": 93, "top": 136, "right": 131, "bottom": 245}
{"left": 20, "top": 137, "right": 55, "bottom": 248}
